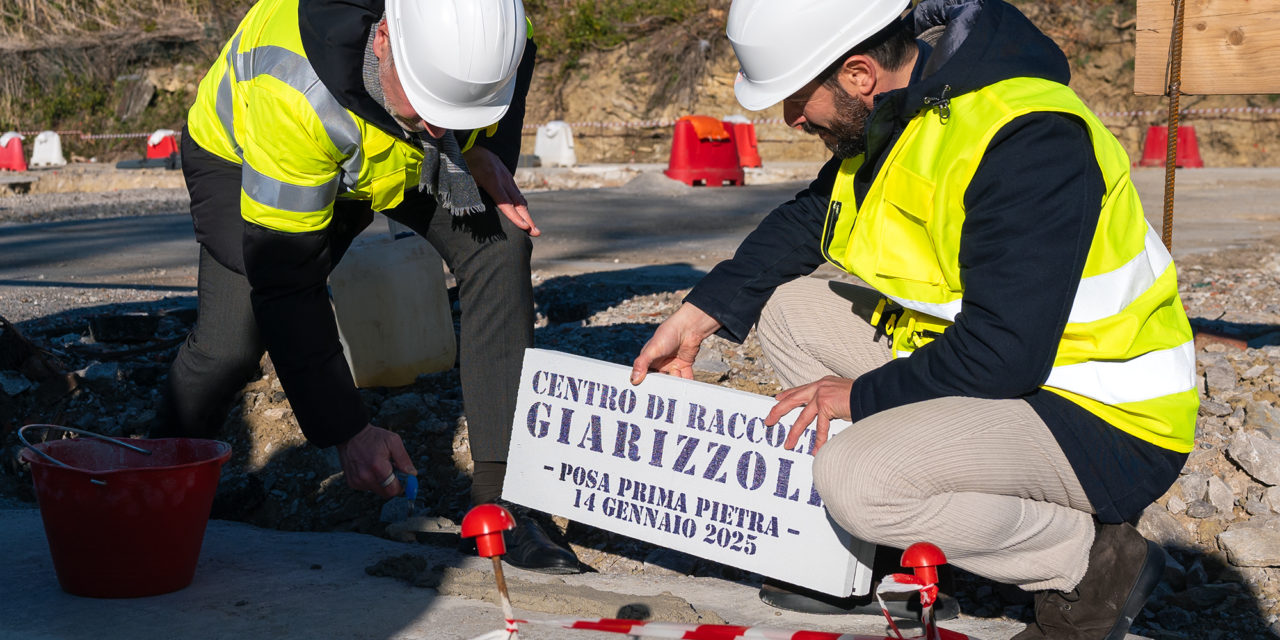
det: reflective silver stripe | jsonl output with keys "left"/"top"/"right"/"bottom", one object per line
{"left": 1045, "top": 340, "right": 1196, "bottom": 405}
{"left": 216, "top": 33, "right": 243, "bottom": 156}
{"left": 885, "top": 295, "right": 962, "bottom": 323}
{"left": 227, "top": 44, "right": 364, "bottom": 189}
{"left": 887, "top": 223, "right": 1173, "bottom": 327}
{"left": 242, "top": 163, "right": 339, "bottom": 213}
{"left": 1067, "top": 225, "right": 1172, "bottom": 324}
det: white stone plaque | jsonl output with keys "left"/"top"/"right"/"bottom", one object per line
{"left": 502, "top": 348, "right": 875, "bottom": 596}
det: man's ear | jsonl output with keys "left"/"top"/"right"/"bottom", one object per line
{"left": 835, "top": 55, "right": 877, "bottom": 101}
{"left": 373, "top": 18, "right": 391, "bottom": 61}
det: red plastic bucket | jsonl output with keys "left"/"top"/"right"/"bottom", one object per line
{"left": 19, "top": 425, "right": 232, "bottom": 598}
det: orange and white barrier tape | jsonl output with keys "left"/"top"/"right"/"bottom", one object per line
{"left": 1094, "top": 106, "right": 1280, "bottom": 118}
{"left": 14, "top": 103, "right": 1280, "bottom": 141}
{"left": 519, "top": 118, "right": 787, "bottom": 130}
{"left": 12, "top": 130, "right": 176, "bottom": 141}
{"left": 519, "top": 106, "right": 1280, "bottom": 131}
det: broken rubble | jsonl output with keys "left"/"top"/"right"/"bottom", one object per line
{"left": 0, "top": 371, "right": 32, "bottom": 396}
{"left": 1137, "top": 503, "right": 1193, "bottom": 548}
{"left": 1200, "top": 398, "right": 1233, "bottom": 417}
{"left": 1178, "top": 473, "right": 1209, "bottom": 502}
{"left": 1247, "top": 399, "right": 1280, "bottom": 433}
{"left": 1207, "top": 476, "right": 1238, "bottom": 516}
{"left": 1227, "top": 430, "right": 1280, "bottom": 486}
{"left": 1185, "top": 500, "right": 1218, "bottom": 519}
{"left": 1219, "top": 519, "right": 1280, "bottom": 567}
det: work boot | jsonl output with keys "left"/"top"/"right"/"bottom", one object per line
{"left": 492, "top": 500, "right": 582, "bottom": 575}
{"left": 1012, "top": 522, "right": 1164, "bottom": 640}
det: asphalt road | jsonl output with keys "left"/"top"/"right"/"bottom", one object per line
{"left": 1, "top": 166, "right": 1279, "bottom": 323}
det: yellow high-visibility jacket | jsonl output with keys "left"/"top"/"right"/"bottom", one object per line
{"left": 822, "top": 77, "right": 1197, "bottom": 454}
{"left": 180, "top": 0, "right": 534, "bottom": 448}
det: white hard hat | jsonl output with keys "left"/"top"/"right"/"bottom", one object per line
{"left": 385, "top": 0, "right": 527, "bottom": 131}
{"left": 728, "top": 0, "right": 911, "bottom": 111}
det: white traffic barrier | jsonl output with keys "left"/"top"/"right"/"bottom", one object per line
{"left": 534, "top": 120, "right": 576, "bottom": 167}
{"left": 29, "top": 131, "right": 67, "bottom": 168}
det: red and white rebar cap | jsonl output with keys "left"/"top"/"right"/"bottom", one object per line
{"left": 385, "top": 0, "right": 527, "bottom": 131}
{"left": 727, "top": 0, "right": 911, "bottom": 111}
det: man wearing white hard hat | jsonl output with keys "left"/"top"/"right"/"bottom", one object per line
{"left": 157, "top": 0, "right": 581, "bottom": 573}
{"left": 633, "top": 0, "right": 1193, "bottom": 635}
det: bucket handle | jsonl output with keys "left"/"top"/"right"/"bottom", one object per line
{"left": 17, "top": 424, "right": 153, "bottom": 486}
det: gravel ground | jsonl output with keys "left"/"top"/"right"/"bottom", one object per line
{"left": 0, "top": 188, "right": 190, "bottom": 225}
{"left": 2, "top": 179, "right": 1280, "bottom": 639}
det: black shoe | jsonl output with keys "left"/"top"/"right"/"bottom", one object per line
{"left": 492, "top": 501, "right": 582, "bottom": 575}
{"left": 1013, "top": 522, "right": 1164, "bottom": 640}
{"left": 759, "top": 578, "right": 961, "bottom": 621}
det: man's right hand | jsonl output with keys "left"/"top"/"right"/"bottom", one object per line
{"left": 335, "top": 424, "right": 417, "bottom": 498}
{"left": 630, "top": 303, "right": 722, "bottom": 385}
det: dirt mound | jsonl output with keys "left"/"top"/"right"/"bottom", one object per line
{"left": 613, "top": 171, "right": 693, "bottom": 196}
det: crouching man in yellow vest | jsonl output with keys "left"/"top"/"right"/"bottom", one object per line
{"left": 157, "top": 0, "right": 581, "bottom": 573}
{"left": 632, "top": 0, "right": 1195, "bottom": 636}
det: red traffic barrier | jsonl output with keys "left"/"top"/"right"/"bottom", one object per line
{"left": 664, "top": 116, "right": 744, "bottom": 187}
{"left": 0, "top": 132, "right": 27, "bottom": 172}
{"left": 146, "top": 130, "right": 180, "bottom": 160}
{"left": 728, "top": 121, "right": 762, "bottom": 168}
{"left": 461, "top": 503, "right": 516, "bottom": 558}
{"left": 1138, "top": 125, "right": 1203, "bottom": 168}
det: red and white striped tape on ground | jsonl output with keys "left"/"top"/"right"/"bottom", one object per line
{"left": 466, "top": 575, "right": 970, "bottom": 640}
{"left": 468, "top": 617, "right": 974, "bottom": 640}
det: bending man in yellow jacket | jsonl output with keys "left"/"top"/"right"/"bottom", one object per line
{"left": 159, "top": 0, "right": 580, "bottom": 573}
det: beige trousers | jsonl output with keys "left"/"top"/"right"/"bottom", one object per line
{"left": 757, "top": 277, "right": 1096, "bottom": 591}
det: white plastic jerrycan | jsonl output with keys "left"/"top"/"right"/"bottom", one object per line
{"left": 329, "top": 220, "right": 456, "bottom": 388}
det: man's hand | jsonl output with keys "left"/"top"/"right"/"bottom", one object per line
{"left": 335, "top": 424, "right": 417, "bottom": 498}
{"left": 765, "top": 376, "right": 854, "bottom": 454}
{"left": 631, "top": 303, "right": 722, "bottom": 384}
{"left": 463, "top": 146, "right": 540, "bottom": 237}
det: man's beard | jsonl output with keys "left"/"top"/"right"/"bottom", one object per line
{"left": 801, "top": 82, "right": 870, "bottom": 159}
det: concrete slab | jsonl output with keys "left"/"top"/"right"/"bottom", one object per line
{"left": 0, "top": 507, "right": 1065, "bottom": 640}
{"left": 1132, "top": 167, "right": 1280, "bottom": 257}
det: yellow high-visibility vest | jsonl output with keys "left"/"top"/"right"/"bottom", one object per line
{"left": 187, "top": 0, "right": 425, "bottom": 232}
{"left": 822, "top": 77, "right": 1197, "bottom": 453}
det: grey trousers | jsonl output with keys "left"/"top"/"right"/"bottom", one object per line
{"left": 756, "top": 276, "right": 1096, "bottom": 591}
{"left": 165, "top": 202, "right": 532, "bottom": 465}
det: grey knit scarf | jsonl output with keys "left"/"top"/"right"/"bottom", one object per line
{"left": 362, "top": 25, "right": 485, "bottom": 216}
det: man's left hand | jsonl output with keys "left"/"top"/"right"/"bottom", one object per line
{"left": 335, "top": 424, "right": 417, "bottom": 498}
{"left": 463, "top": 146, "right": 540, "bottom": 237}
{"left": 765, "top": 375, "right": 854, "bottom": 454}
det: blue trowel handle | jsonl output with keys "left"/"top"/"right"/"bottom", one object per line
{"left": 394, "top": 470, "right": 418, "bottom": 501}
